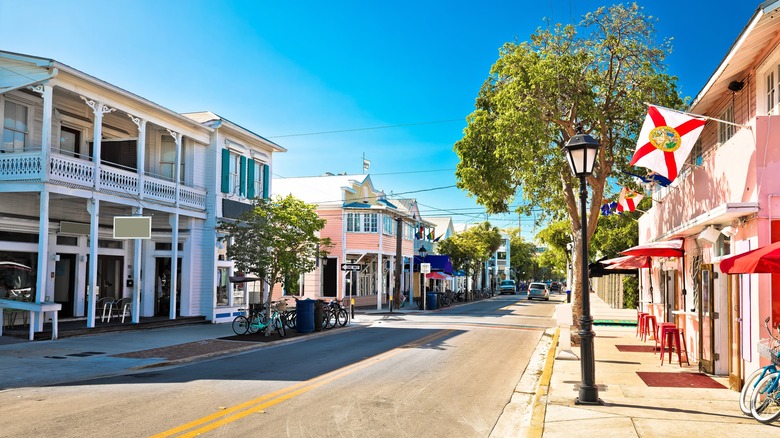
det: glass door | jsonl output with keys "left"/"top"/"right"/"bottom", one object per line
{"left": 699, "top": 265, "right": 715, "bottom": 374}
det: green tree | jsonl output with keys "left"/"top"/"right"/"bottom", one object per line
{"left": 535, "top": 220, "right": 572, "bottom": 279}
{"left": 590, "top": 197, "right": 648, "bottom": 260}
{"left": 454, "top": 4, "right": 684, "bottom": 332}
{"left": 437, "top": 222, "right": 502, "bottom": 293}
{"left": 217, "top": 195, "right": 331, "bottom": 332}
{"left": 506, "top": 227, "right": 537, "bottom": 283}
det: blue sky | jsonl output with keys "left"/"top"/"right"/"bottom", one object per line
{"left": 0, "top": 0, "right": 758, "bottom": 240}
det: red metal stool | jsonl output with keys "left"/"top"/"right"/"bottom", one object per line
{"left": 642, "top": 315, "right": 658, "bottom": 342}
{"left": 637, "top": 312, "right": 648, "bottom": 339}
{"left": 655, "top": 322, "right": 675, "bottom": 353}
{"left": 659, "top": 324, "right": 688, "bottom": 366}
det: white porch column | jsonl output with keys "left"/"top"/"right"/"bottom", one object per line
{"left": 29, "top": 84, "right": 53, "bottom": 182}
{"left": 81, "top": 97, "right": 115, "bottom": 190}
{"left": 34, "top": 191, "right": 50, "bottom": 332}
{"left": 87, "top": 198, "right": 99, "bottom": 328}
{"left": 132, "top": 207, "right": 143, "bottom": 324}
{"left": 169, "top": 213, "right": 179, "bottom": 320}
{"left": 129, "top": 115, "right": 147, "bottom": 198}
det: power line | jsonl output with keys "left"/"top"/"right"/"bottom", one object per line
{"left": 267, "top": 119, "right": 463, "bottom": 138}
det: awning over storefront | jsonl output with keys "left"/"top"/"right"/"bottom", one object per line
{"left": 606, "top": 255, "right": 651, "bottom": 270}
{"left": 426, "top": 272, "right": 452, "bottom": 280}
{"left": 720, "top": 240, "right": 780, "bottom": 274}
{"left": 412, "top": 255, "right": 452, "bottom": 274}
{"left": 620, "top": 239, "right": 684, "bottom": 257}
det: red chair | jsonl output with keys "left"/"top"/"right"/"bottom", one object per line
{"left": 637, "top": 312, "right": 648, "bottom": 339}
{"left": 642, "top": 315, "right": 658, "bottom": 342}
{"left": 658, "top": 324, "right": 690, "bottom": 366}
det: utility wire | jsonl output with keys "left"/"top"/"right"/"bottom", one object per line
{"left": 267, "top": 119, "right": 463, "bottom": 138}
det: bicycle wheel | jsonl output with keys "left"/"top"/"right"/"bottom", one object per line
{"left": 247, "top": 314, "right": 265, "bottom": 334}
{"left": 232, "top": 316, "right": 249, "bottom": 335}
{"left": 750, "top": 372, "right": 780, "bottom": 423}
{"left": 741, "top": 367, "right": 768, "bottom": 416}
{"left": 275, "top": 314, "right": 286, "bottom": 337}
{"left": 337, "top": 308, "right": 348, "bottom": 327}
{"left": 285, "top": 310, "right": 296, "bottom": 329}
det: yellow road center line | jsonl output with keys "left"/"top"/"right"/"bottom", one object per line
{"left": 152, "top": 329, "right": 453, "bottom": 437}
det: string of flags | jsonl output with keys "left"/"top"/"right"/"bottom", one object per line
{"left": 603, "top": 104, "right": 707, "bottom": 216}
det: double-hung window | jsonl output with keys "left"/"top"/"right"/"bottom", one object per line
{"left": 718, "top": 105, "right": 734, "bottom": 144}
{"left": 363, "top": 213, "right": 377, "bottom": 233}
{"left": 346, "top": 213, "right": 360, "bottom": 232}
{"left": 383, "top": 215, "right": 395, "bottom": 236}
{"left": 2, "top": 100, "right": 28, "bottom": 153}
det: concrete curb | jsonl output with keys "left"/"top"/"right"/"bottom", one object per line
{"left": 528, "top": 327, "right": 559, "bottom": 437}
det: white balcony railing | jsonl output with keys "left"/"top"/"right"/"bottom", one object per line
{"left": 0, "top": 152, "right": 206, "bottom": 210}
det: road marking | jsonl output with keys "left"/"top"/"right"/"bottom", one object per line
{"left": 151, "top": 329, "right": 453, "bottom": 437}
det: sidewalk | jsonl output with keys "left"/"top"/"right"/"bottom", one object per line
{"left": 525, "top": 293, "right": 764, "bottom": 437}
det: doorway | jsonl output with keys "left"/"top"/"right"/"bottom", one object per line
{"left": 53, "top": 254, "right": 76, "bottom": 318}
{"left": 322, "top": 257, "right": 337, "bottom": 297}
{"left": 699, "top": 264, "right": 716, "bottom": 374}
{"left": 155, "top": 257, "right": 181, "bottom": 316}
{"left": 661, "top": 270, "right": 677, "bottom": 323}
{"left": 82, "top": 255, "right": 123, "bottom": 315}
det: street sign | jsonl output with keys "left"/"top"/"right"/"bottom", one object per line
{"left": 420, "top": 263, "right": 431, "bottom": 274}
{"left": 341, "top": 263, "right": 362, "bottom": 272}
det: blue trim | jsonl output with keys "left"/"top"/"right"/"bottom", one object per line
{"left": 343, "top": 202, "right": 372, "bottom": 208}
{"left": 216, "top": 312, "right": 231, "bottom": 318}
{"left": 378, "top": 199, "right": 397, "bottom": 208}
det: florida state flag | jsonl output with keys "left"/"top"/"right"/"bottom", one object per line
{"left": 616, "top": 187, "right": 643, "bottom": 212}
{"left": 629, "top": 105, "right": 707, "bottom": 182}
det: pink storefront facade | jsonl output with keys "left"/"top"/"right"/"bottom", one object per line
{"left": 636, "top": 1, "right": 780, "bottom": 390}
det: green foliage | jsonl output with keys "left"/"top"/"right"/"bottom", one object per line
{"left": 623, "top": 275, "right": 638, "bottom": 309}
{"left": 437, "top": 221, "right": 502, "bottom": 285}
{"left": 506, "top": 227, "right": 537, "bottom": 282}
{"left": 217, "top": 194, "right": 331, "bottom": 300}
{"left": 590, "top": 199, "right": 644, "bottom": 260}
{"left": 454, "top": 3, "right": 685, "bottom": 326}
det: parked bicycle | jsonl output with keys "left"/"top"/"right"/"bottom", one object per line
{"left": 749, "top": 317, "right": 780, "bottom": 423}
{"left": 740, "top": 317, "right": 780, "bottom": 415}
{"left": 232, "top": 301, "right": 286, "bottom": 337}
{"left": 326, "top": 299, "right": 349, "bottom": 327}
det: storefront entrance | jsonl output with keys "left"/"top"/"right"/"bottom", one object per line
{"left": 155, "top": 257, "right": 181, "bottom": 316}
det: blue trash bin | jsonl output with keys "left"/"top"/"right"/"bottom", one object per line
{"left": 297, "top": 299, "right": 315, "bottom": 333}
{"left": 426, "top": 292, "right": 438, "bottom": 310}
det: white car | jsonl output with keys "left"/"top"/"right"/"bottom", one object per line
{"left": 527, "top": 282, "right": 550, "bottom": 301}
{"left": 499, "top": 279, "right": 517, "bottom": 294}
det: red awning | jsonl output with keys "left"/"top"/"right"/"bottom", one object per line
{"left": 720, "top": 240, "right": 780, "bottom": 274}
{"left": 620, "top": 239, "right": 684, "bottom": 257}
{"left": 607, "top": 255, "right": 651, "bottom": 270}
{"left": 426, "top": 272, "right": 452, "bottom": 280}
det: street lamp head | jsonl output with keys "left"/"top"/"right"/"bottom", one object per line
{"left": 564, "top": 123, "right": 601, "bottom": 177}
{"left": 418, "top": 245, "right": 428, "bottom": 259}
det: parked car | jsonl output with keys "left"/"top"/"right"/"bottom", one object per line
{"left": 527, "top": 282, "right": 550, "bottom": 301}
{"left": 549, "top": 282, "right": 561, "bottom": 293}
{"left": 499, "top": 279, "right": 517, "bottom": 294}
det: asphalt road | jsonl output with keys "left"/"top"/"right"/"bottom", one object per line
{"left": 0, "top": 294, "right": 558, "bottom": 437}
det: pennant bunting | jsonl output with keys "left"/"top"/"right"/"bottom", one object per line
{"left": 629, "top": 105, "right": 707, "bottom": 182}
{"left": 617, "top": 187, "right": 644, "bottom": 212}
{"left": 601, "top": 200, "right": 619, "bottom": 216}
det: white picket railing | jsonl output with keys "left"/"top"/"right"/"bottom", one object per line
{"left": 0, "top": 152, "right": 206, "bottom": 210}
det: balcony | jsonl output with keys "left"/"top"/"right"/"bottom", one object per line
{"left": 0, "top": 151, "right": 206, "bottom": 210}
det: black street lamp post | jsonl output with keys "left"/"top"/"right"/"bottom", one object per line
{"left": 564, "top": 123, "right": 602, "bottom": 405}
{"left": 418, "top": 245, "right": 428, "bottom": 310}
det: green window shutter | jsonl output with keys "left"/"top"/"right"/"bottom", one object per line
{"left": 262, "top": 163, "right": 270, "bottom": 199}
{"left": 220, "top": 149, "right": 230, "bottom": 193}
{"left": 239, "top": 156, "right": 247, "bottom": 197}
{"left": 247, "top": 160, "right": 255, "bottom": 199}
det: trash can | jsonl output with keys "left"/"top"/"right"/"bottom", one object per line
{"left": 426, "top": 292, "right": 438, "bottom": 310}
{"left": 296, "top": 299, "right": 315, "bottom": 333}
{"left": 314, "top": 299, "right": 324, "bottom": 331}
{"left": 565, "top": 290, "right": 571, "bottom": 303}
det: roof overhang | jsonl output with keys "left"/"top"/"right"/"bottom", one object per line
{"left": 655, "top": 202, "right": 758, "bottom": 241}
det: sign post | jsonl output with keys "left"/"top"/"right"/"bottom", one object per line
{"left": 421, "top": 263, "right": 431, "bottom": 310}
{"left": 341, "top": 264, "right": 362, "bottom": 318}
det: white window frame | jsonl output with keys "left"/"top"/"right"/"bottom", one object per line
{"left": 228, "top": 151, "right": 241, "bottom": 196}
{"left": 718, "top": 105, "right": 734, "bottom": 144}
{"left": 2, "top": 98, "right": 30, "bottom": 153}
{"left": 383, "top": 215, "right": 394, "bottom": 236}
{"left": 363, "top": 213, "right": 377, "bottom": 233}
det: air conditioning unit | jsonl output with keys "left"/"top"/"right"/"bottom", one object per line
{"left": 697, "top": 226, "right": 721, "bottom": 244}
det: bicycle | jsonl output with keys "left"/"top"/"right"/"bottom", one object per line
{"left": 233, "top": 301, "right": 286, "bottom": 337}
{"left": 232, "top": 303, "right": 265, "bottom": 335}
{"left": 740, "top": 317, "right": 779, "bottom": 415}
{"left": 326, "top": 299, "right": 349, "bottom": 327}
{"left": 749, "top": 317, "right": 780, "bottom": 423}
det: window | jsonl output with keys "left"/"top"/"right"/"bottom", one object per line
{"left": 252, "top": 160, "right": 263, "bottom": 198}
{"left": 383, "top": 215, "right": 395, "bottom": 236}
{"left": 346, "top": 213, "right": 360, "bottom": 232}
{"left": 216, "top": 267, "right": 229, "bottom": 306}
{"left": 718, "top": 105, "right": 734, "bottom": 144}
{"left": 59, "top": 126, "right": 80, "bottom": 157}
{"left": 767, "top": 69, "right": 776, "bottom": 114}
{"left": 687, "top": 138, "right": 703, "bottom": 168}
{"left": 2, "top": 100, "right": 28, "bottom": 152}
{"left": 160, "top": 135, "right": 184, "bottom": 182}
{"left": 363, "top": 213, "right": 377, "bottom": 233}
{"left": 228, "top": 152, "right": 241, "bottom": 196}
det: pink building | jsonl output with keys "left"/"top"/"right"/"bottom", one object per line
{"left": 272, "top": 174, "right": 434, "bottom": 309}
{"left": 636, "top": 1, "right": 780, "bottom": 389}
